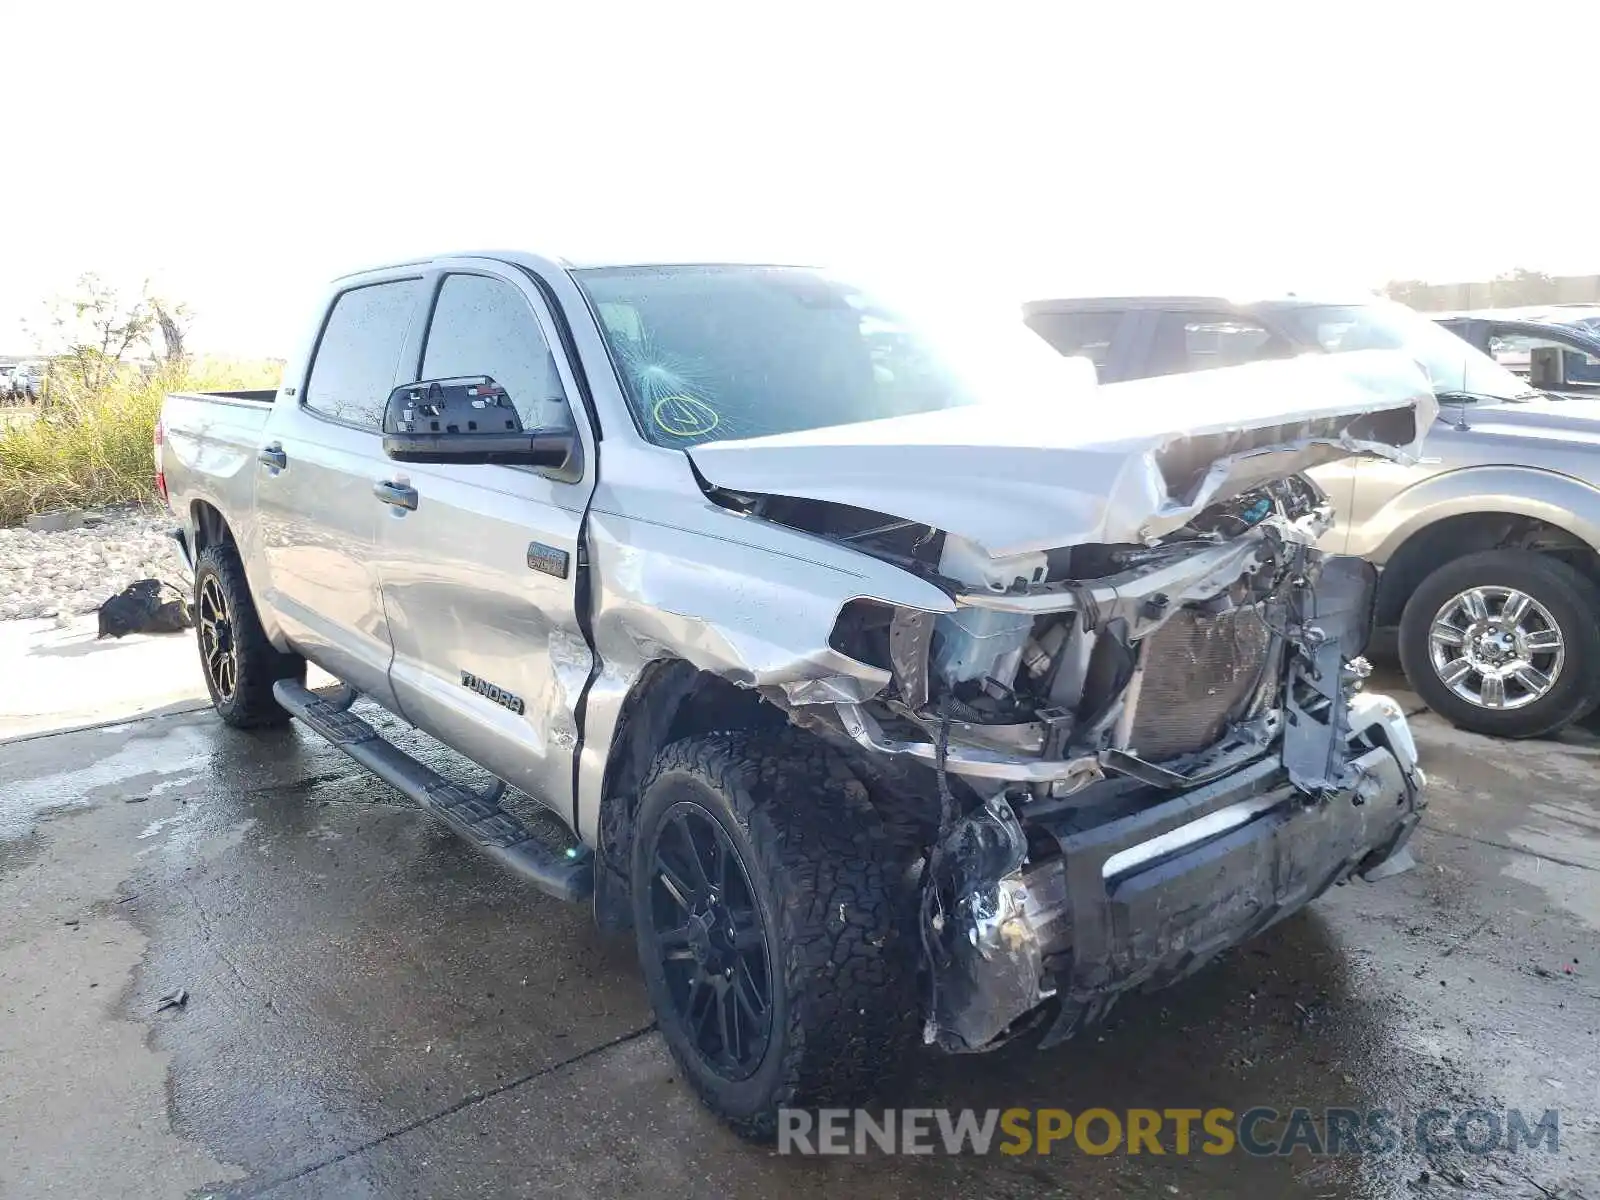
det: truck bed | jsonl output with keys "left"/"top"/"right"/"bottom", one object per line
{"left": 168, "top": 388, "right": 278, "bottom": 407}
{"left": 160, "top": 390, "right": 278, "bottom": 563}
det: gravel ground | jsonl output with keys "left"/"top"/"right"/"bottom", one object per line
{"left": 0, "top": 506, "right": 183, "bottom": 621}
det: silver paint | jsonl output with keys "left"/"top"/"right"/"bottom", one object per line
{"left": 689, "top": 350, "right": 1437, "bottom": 556}
{"left": 161, "top": 250, "right": 1434, "bottom": 859}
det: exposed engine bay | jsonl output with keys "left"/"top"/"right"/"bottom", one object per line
{"left": 724, "top": 470, "right": 1424, "bottom": 1056}
{"left": 683, "top": 354, "right": 1434, "bottom": 1058}
{"left": 751, "top": 472, "right": 1370, "bottom": 799}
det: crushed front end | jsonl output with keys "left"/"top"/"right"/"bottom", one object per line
{"left": 801, "top": 476, "right": 1425, "bottom": 1053}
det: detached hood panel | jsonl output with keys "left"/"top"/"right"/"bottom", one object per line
{"left": 688, "top": 351, "right": 1438, "bottom": 556}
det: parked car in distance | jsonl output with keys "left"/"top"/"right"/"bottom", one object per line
{"left": 0, "top": 365, "right": 14, "bottom": 398}
{"left": 157, "top": 253, "right": 1430, "bottom": 1136}
{"left": 8, "top": 361, "right": 47, "bottom": 401}
{"left": 1433, "top": 307, "right": 1600, "bottom": 395}
{"left": 1024, "top": 291, "right": 1600, "bottom": 739}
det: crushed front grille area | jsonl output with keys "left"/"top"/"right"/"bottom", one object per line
{"left": 1127, "top": 605, "right": 1272, "bottom": 761}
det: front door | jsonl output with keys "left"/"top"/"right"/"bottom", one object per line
{"left": 253, "top": 276, "right": 429, "bottom": 707}
{"left": 372, "top": 265, "right": 597, "bottom": 819}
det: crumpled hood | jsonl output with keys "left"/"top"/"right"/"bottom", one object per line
{"left": 688, "top": 350, "right": 1438, "bottom": 557}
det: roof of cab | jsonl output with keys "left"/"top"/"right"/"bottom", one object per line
{"left": 333, "top": 250, "right": 817, "bottom": 281}
{"left": 1022, "top": 290, "right": 1382, "bottom": 315}
{"left": 1432, "top": 304, "right": 1600, "bottom": 325}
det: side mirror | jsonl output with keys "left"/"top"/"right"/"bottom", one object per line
{"left": 381, "top": 376, "right": 577, "bottom": 472}
{"left": 1529, "top": 346, "right": 1563, "bottom": 389}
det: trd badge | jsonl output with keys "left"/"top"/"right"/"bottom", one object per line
{"left": 527, "top": 541, "right": 570, "bottom": 579}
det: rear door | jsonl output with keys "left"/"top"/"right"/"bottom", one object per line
{"left": 372, "top": 263, "right": 598, "bottom": 818}
{"left": 253, "top": 275, "right": 428, "bottom": 708}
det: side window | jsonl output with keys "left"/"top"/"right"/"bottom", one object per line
{"left": 1564, "top": 347, "right": 1600, "bottom": 386}
{"left": 1509, "top": 334, "right": 1600, "bottom": 388}
{"left": 1149, "top": 312, "right": 1289, "bottom": 377}
{"left": 304, "top": 279, "right": 426, "bottom": 428}
{"left": 1023, "top": 311, "right": 1121, "bottom": 373}
{"left": 420, "top": 274, "right": 574, "bottom": 431}
{"left": 1487, "top": 332, "right": 1534, "bottom": 373}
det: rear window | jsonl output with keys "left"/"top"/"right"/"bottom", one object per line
{"left": 1145, "top": 312, "right": 1293, "bottom": 377}
{"left": 1181, "top": 317, "right": 1279, "bottom": 367}
{"left": 304, "top": 279, "right": 427, "bottom": 428}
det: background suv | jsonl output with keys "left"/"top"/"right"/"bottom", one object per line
{"left": 1024, "top": 293, "right": 1600, "bottom": 738}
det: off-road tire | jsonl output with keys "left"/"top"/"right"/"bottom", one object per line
{"left": 631, "top": 730, "right": 918, "bottom": 1140}
{"left": 193, "top": 542, "right": 305, "bottom": 729}
{"left": 1399, "top": 549, "right": 1600, "bottom": 738}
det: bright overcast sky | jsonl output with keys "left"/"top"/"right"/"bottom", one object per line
{"left": 3, "top": 1, "right": 1598, "bottom": 357}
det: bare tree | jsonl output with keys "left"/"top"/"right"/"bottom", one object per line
{"left": 151, "top": 298, "right": 191, "bottom": 363}
{"left": 31, "top": 274, "right": 160, "bottom": 394}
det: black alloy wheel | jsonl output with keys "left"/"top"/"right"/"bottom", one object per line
{"left": 197, "top": 573, "right": 238, "bottom": 703}
{"left": 191, "top": 541, "right": 304, "bottom": 728}
{"left": 643, "top": 801, "right": 774, "bottom": 1079}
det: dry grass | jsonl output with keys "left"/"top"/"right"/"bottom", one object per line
{"left": 0, "top": 358, "right": 282, "bottom": 525}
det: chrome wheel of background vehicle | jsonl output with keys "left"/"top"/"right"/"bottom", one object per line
{"left": 644, "top": 801, "right": 774, "bottom": 1080}
{"left": 1400, "top": 549, "right": 1600, "bottom": 739}
{"left": 1427, "top": 585, "right": 1564, "bottom": 711}
{"left": 197, "top": 574, "right": 238, "bottom": 702}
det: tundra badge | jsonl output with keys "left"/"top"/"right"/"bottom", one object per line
{"left": 460, "top": 672, "right": 526, "bottom": 715}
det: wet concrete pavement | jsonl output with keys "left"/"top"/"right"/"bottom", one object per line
{"left": 0, "top": 615, "right": 211, "bottom": 740}
{"left": 2, "top": 670, "right": 1597, "bottom": 1199}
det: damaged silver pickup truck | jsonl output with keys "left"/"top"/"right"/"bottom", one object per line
{"left": 158, "top": 254, "right": 1432, "bottom": 1137}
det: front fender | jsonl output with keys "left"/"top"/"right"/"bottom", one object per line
{"left": 571, "top": 505, "right": 956, "bottom": 847}
{"left": 1351, "top": 465, "right": 1600, "bottom": 565}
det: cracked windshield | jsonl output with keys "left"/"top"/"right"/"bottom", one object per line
{"left": 578, "top": 264, "right": 1072, "bottom": 447}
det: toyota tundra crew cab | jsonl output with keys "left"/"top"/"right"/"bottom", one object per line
{"left": 159, "top": 254, "right": 1431, "bottom": 1137}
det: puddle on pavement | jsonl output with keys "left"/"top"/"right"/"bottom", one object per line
{"left": 136, "top": 811, "right": 193, "bottom": 840}
{"left": 0, "top": 721, "right": 212, "bottom": 842}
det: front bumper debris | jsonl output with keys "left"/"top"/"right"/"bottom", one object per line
{"left": 923, "top": 694, "right": 1424, "bottom": 1052}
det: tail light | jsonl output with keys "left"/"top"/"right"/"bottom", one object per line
{"left": 154, "top": 416, "right": 168, "bottom": 503}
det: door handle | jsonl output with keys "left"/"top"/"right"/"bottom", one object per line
{"left": 373, "top": 480, "right": 418, "bottom": 511}
{"left": 257, "top": 444, "right": 287, "bottom": 471}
